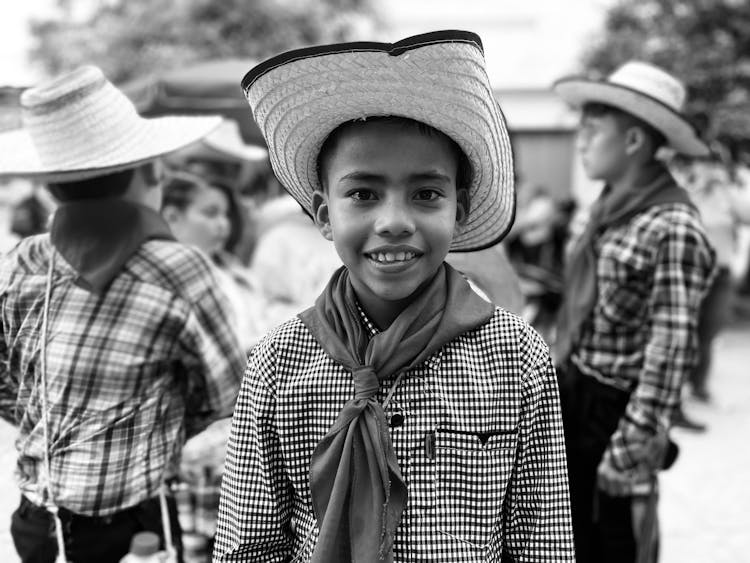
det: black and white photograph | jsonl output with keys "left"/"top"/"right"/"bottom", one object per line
{"left": 1, "top": 1, "right": 748, "bottom": 562}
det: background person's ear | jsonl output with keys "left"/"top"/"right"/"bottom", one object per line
{"left": 161, "top": 205, "right": 181, "bottom": 225}
{"left": 455, "top": 188, "right": 469, "bottom": 226}
{"left": 311, "top": 191, "right": 333, "bottom": 240}
{"left": 625, "top": 127, "right": 646, "bottom": 156}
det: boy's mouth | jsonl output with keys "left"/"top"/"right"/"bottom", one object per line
{"left": 366, "top": 251, "right": 417, "bottom": 264}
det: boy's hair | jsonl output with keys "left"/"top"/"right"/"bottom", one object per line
{"left": 47, "top": 167, "right": 137, "bottom": 202}
{"left": 316, "top": 116, "right": 472, "bottom": 206}
{"left": 582, "top": 102, "right": 667, "bottom": 155}
{"left": 46, "top": 162, "right": 163, "bottom": 202}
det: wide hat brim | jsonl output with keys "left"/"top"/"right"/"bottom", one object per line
{"left": 242, "top": 30, "right": 516, "bottom": 252}
{"left": 553, "top": 77, "right": 710, "bottom": 157}
{"left": 0, "top": 115, "right": 222, "bottom": 182}
{"left": 201, "top": 120, "right": 268, "bottom": 162}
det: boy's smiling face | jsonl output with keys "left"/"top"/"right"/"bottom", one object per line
{"left": 312, "top": 119, "right": 467, "bottom": 327}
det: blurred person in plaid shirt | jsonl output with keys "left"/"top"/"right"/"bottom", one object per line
{"left": 214, "top": 31, "right": 574, "bottom": 563}
{"left": 553, "top": 61, "right": 717, "bottom": 562}
{"left": 0, "top": 66, "right": 246, "bottom": 563}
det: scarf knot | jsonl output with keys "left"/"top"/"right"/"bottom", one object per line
{"left": 353, "top": 367, "right": 379, "bottom": 400}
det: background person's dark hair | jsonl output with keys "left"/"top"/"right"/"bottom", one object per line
{"left": 46, "top": 168, "right": 135, "bottom": 202}
{"left": 162, "top": 171, "right": 245, "bottom": 253}
{"left": 582, "top": 102, "right": 667, "bottom": 156}
{"left": 46, "top": 163, "right": 161, "bottom": 202}
{"left": 316, "top": 116, "right": 472, "bottom": 207}
{"left": 10, "top": 194, "right": 49, "bottom": 238}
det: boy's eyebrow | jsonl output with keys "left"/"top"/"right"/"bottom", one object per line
{"left": 407, "top": 171, "right": 452, "bottom": 184}
{"left": 338, "top": 171, "right": 387, "bottom": 183}
{"left": 337, "top": 171, "right": 453, "bottom": 183}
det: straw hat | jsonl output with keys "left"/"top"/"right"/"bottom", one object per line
{"left": 242, "top": 30, "right": 515, "bottom": 252}
{"left": 553, "top": 61, "right": 709, "bottom": 157}
{"left": 0, "top": 65, "right": 222, "bottom": 182}
{"left": 201, "top": 120, "right": 268, "bottom": 162}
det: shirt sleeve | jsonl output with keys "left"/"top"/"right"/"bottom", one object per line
{"left": 503, "top": 329, "right": 575, "bottom": 562}
{"left": 178, "top": 282, "right": 246, "bottom": 439}
{"left": 213, "top": 337, "right": 294, "bottom": 562}
{"left": 0, "top": 311, "right": 17, "bottom": 426}
{"left": 606, "top": 219, "right": 716, "bottom": 471}
{"left": 0, "top": 255, "right": 18, "bottom": 426}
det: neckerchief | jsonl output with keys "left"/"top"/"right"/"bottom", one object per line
{"left": 299, "top": 262, "right": 494, "bottom": 563}
{"left": 555, "top": 161, "right": 695, "bottom": 364}
{"left": 50, "top": 199, "right": 175, "bottom": 293}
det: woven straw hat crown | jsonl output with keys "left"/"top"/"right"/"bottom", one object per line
{"left": 0, "top": 65, "right": 221, "bottom": 181}
{"left": 607, "top": 62, "right": 687, "bottom": 113}
{"left": 242, "top": 31, "right": 516, "bottom": 252}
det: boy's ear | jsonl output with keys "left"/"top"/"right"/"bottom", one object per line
{"left": 455, "top": 188, "right": 469, "bottom": 226}
{"left": 161, "top": 205, "right": 180, "bottom": 224}
{"left": 625, "top": 126, "right": 646, "bottom": 156}
{"left": 311, "top": 190, "right": 333, "bottom": 241}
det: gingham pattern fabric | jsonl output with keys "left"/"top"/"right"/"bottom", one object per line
{"left": 214, "top": 308, "right": 574, "bottom": 562}
{"left": 569, "top": 203, "right": 716, "bottom": 470}
{"left": 0, "top": 234, "right": 246, "bottom": 516}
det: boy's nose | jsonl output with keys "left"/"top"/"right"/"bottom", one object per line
{"left": 374, "top": 200, "right": 416, "bottom": 236}
{"left": 216, "top": 216, "right": 231, "bottom": 237}
{"left": 575, "top": 129, "right": 591, "bottom": 152}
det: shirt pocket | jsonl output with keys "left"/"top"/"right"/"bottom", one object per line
{"left": 434, "top": 428, "right": 517, "bottom": 548}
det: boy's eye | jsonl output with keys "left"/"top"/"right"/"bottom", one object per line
{"left": 349, "top": 189, "right": 376, "bottom": 201}
{"left": 415, "top": 189, "right": 441, "bottom": 201}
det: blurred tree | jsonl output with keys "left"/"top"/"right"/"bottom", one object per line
{"left": 29, "top": 0, "right": 381, "bottom": 84}
{"left": 581, "top": 0, "right": 750, "bottom": 162}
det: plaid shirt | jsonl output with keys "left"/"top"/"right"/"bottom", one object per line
{"left": 214, "top": 307, "right": 574, "bottom": 562}
{"left": 0, "top": 235, "right": 245, "bottom": 516}
{"left": 570, "top": 203, "right": 716, "bottom": 470}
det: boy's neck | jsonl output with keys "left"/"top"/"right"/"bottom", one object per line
{"left": 357, "top": 295, "right": 408, "bottom": 332}
{"left": 607, "top": 158, "right": 657, "bottom": 199}
{"left": 352, "top": 275, "right": 436, "bottom": 331}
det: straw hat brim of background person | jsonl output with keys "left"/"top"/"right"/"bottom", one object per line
{"left": 553, "top": 61, "right": 710, "bottom": 158}
{"left": 242, "top": 30, "right": 516, "bottom": 252}
{"left": 0, "top": 65, "right": 222, "bottom": 183}
{"left": 201, "top": 120, "right": 268, "bottom": 162}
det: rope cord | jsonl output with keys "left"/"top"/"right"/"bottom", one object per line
{"left": 39, "top": 251, "right": 68, "bottom": 563}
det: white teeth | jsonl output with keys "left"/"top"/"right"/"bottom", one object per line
{"left": 370, "top": 251, "right": 416, "bottom": 263}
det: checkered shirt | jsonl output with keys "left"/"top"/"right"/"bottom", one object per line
{"left": 214, "top": 307, "right": 574, "bottom": 562}
{"left": 0, "top": 234, "right": 246, "bottom": 516}
{"left": 570, "top": 203, "right": 716, "bottom": 470}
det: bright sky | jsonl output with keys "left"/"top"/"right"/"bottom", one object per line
{"left": 0, "top": 0, "right": 58, "bottom": 86}
{"left": 380, "top": 0, "right": 613, "bottom": 88}
{"left": 0, "top": 0, "right": 612, "bottom": 87}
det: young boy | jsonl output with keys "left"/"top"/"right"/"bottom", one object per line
{"left": 552, "top": 62, "right": 717, "bottom": 562}
{"left": 214, "top": 31, "right": 574, "bottom": 562}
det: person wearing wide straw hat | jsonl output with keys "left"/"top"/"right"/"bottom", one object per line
{"left": 552, "top": 61, "right": 717, "bottom": 562}
{"left": 214, "top": 30, "right": 574, "bottom": 562}
{"left": 0, "top": 65, "right": 247, "bottom": 563}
